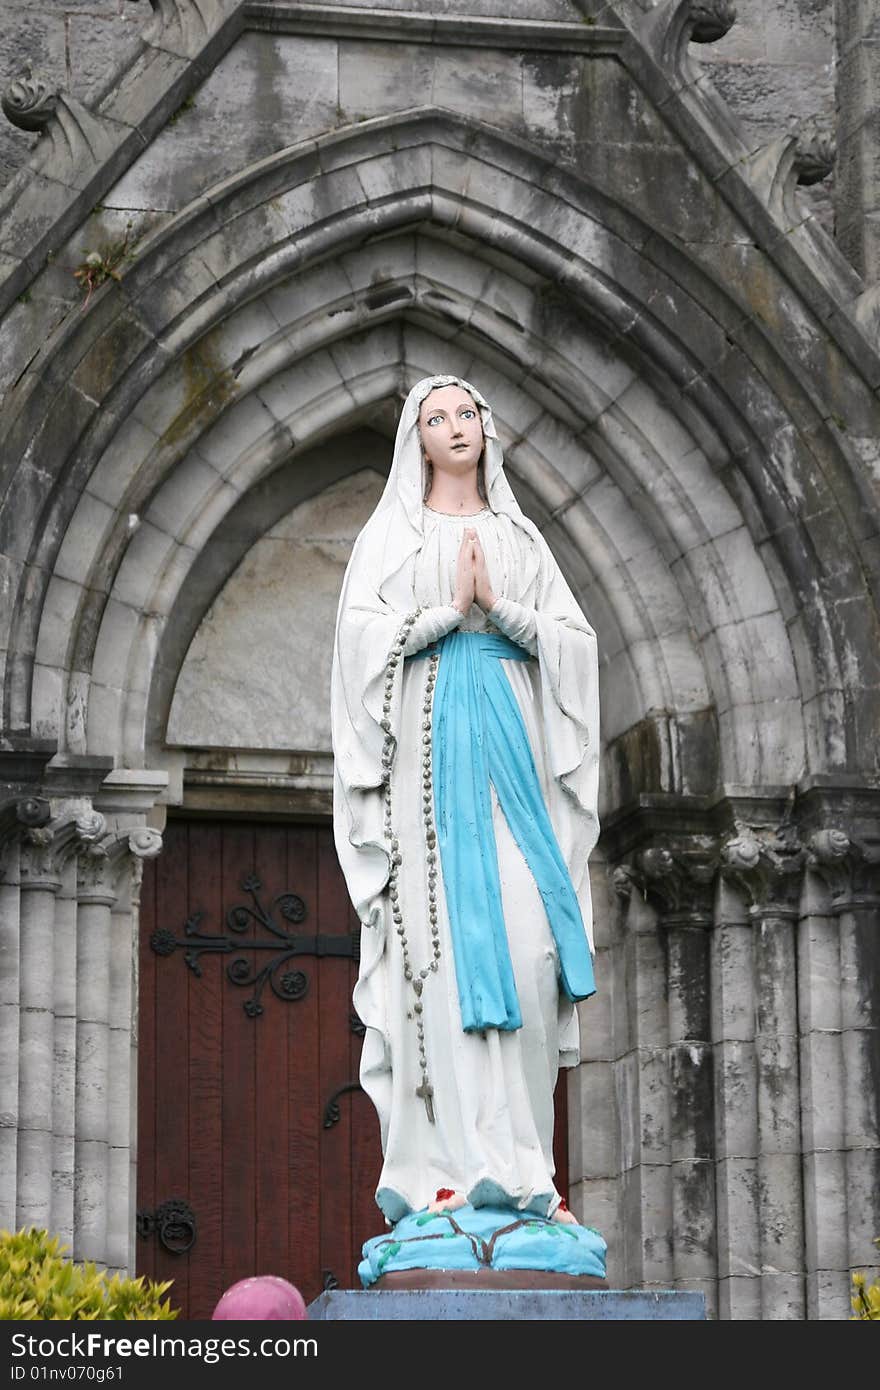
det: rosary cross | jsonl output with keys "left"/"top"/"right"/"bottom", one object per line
{"left": 415, "top": 1079, "right": 435, "bottom": 1124}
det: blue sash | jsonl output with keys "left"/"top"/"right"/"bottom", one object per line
{"left": 409, "top": 629, "right": 595, "bottom": 1032}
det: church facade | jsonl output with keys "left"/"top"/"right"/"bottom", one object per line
{"left": 0, "top": 0, "right": 877, "bottom": 1319}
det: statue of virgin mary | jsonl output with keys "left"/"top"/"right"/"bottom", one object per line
{"left": 331, "top": 375, "right": 600, "bottom": 1235}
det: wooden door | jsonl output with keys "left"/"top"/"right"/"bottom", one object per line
{"left": 136, "top": 818, "right": 381, "bottom": 1317}
{"left": 137, "top": 816, "right": 570, "bottom": 1318}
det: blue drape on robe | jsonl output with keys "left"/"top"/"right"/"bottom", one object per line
{"left": 409, "top": 629, "right": 595, "bottom": 1032}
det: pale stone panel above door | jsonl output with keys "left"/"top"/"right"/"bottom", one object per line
{"left": 166, "top": 468, "right": 384, "bottom": 752}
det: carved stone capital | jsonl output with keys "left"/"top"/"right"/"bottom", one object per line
{"left": 614, "top": 835, "right": 720, "bottom": 926}
{"left": 807, "top": 829, "right": 880, "bottom": 912}
{"left": 77, "top": 823, "right": 163, "bottom": 905}
{"left": 720, "top": 825, "right": 805, "bottom": 918}
{"left": 76, "top": 843, "right": 117, "bottom": 906}
{"left": 19, "top": 824, "right": 63, "bottom": 893}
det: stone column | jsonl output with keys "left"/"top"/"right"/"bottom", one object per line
{"left": 619, "top": 836, "right": 719, "bottom": 1315}
{"left": 807, "top": 829, "right": 880, "bottom": 1300}
{"left": 711, "top": 867, "right": 760, "bottom": 1319}
{"left": 0, "top": 798, "right": 51, "bottom": 1229}
{"left": 721, "top": 827, "right": 806, "bottom": 1320}
{"left": 107, "top": 829, "right": 162, "bottom": 1275}
{"left": 835, "top": 0, "right": 880, "bottom": 281}
{"left": 799, "top": 830, "right": 849, "bottom": 1320}
{"left": 16, "top": 823, "right": 65, "bottom": 1233}
{"left": 611, "top": 864, "right": 673, "bottom": 1293}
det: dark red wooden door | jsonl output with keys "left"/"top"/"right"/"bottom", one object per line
{"left": 137, "top": 818, "right": 381, "bottom": 1318}
{"left": 137, "top": 816, "right": 570, "bottom": 1318}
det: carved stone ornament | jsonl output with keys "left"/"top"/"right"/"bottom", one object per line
{"left": 807, "top": 829, "right": 880, "bottom": 911}
{"left": 613, "top": 836, "right": 720, "bottom": 925}
{"left": 639, "top": 0, "right": 737, "bottom": 72}
{"left": 792, "top": 119, "right": 836, "bottom": 187}
{"left": 720, "top": 825, "right": 805, "bottom": 918}
{"left": 689, "top": 1, "right": 738, "bottom": 43}
{"left": 1, "top": 74, "right": 56, "bottom": 133}
{"left": 128, "top": 826, "right": 164, "bottom": 860}
{"left": 0, "top": 73, "right": 116, "bottom": 181}
{"left": 139, "top": 0, "right": 225, "bottom": 54}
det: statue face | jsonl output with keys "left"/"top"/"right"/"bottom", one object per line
{"left": 418, "top": 385, "right": 484, "bottom": 478}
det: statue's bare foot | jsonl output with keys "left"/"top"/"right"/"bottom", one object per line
{"left": 551, "top": 1199, "right": 578, "bottom": 1226}
{"left": 428, "top": 1187, "right": 467, "bottom": 1214}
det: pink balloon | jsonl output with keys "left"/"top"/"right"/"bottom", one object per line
{"left": 212, "top": 1275, "right": 308, "bottom": 1320}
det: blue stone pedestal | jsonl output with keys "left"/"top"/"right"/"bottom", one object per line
{"left": 308, "top": 1289, "right": 706, "bottom": 1320}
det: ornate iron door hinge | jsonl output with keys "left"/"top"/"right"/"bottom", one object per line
{"left": 137, "top": 1198, "right": 197, "bottom": 1254}
{"left": 150, "top": 872, "right": 360, "bottom": 1018}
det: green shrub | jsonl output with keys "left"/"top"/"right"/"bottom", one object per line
{"left": 851, "top": 1237, "right": 880, "bottom": 1320}
{"left": 0, "top": 1227, "right": 179, "bottom": 1320}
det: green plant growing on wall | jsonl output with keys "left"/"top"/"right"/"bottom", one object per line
{"left": 72, "top": 221, "right": 135, "bottom": 310}
{"left": 0, "top": 1227, "right": 179, "bottom": 1320}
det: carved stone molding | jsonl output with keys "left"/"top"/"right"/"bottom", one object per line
{"left": 1, "top": 72, "right": 118, "bottom": 189}
{"left": 720, "top": 825, "right": 805, "bottom": 919}
{"left": 613, "top": 835, "right": 720, "bottom": 927}
{"left": 640, "top": 0, "right": 737, "bottom": 73}
{"left": 140, "top": 0, "right": 227, "bottom": 54}
{"left": 807, "top": 828, "right": 880, "bottom": 912}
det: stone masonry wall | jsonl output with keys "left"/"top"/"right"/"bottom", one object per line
{"left": 0, "top": 1, "right": 837, "bottom": 216}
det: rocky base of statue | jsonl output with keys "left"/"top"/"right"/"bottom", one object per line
{"left": 358, "top": 1204, "right": 608, "bottom": 1290}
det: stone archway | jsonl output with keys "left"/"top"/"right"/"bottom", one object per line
{"left": 1, "top": 1, "right": 878, "bottom": 1319}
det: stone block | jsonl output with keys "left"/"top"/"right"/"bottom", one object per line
{"left": 578, "top": 951, "right": 614, "bottom": 1063}
{"left": 86, "top": 414, "right": 159, "bottom": 509}
{"left": 802, "top": 1149, "right": 848, "bottom": 1271}
{"left": 758, "top": 1151, "right": 805, "bottom": 1270}
{"left": 622, "top": 1162, "right": 673, "bottom": 1285}
{"left": 0, "top": 1125, "right": 17, "bottom": 1228}
{"left": 18, "top": 1013, "right": 53, "bottom": 1132}
{"left": 432, "top": 43, "right": 524, "bottom": 129}
{"left": 107, "top": 515, "right": 173, "bottom": 610}
{"left": 30, "top": 661, "right": 64, "bottom": 743}
{"left": 843, "top": 1029, "right": 880, "bottom": 1149}
{"left": 197, "top": 391, "right": 280, "bottom": 473}
{"left": 761, "top": 1269, "right": 806, "bottom": 1320}
{"left": 89, "top": 596, "right": 140, "bottom": 693}
{"left": 573, "top": 1059, "right": 618, "bottom": 1178}
{"left": 717, "top": 1273, "right": 761, "bottom": 1320}
{"left": 74, "top": 1136, "right": 108, "bottom": 1259}
{"left": 806, "top": 1268, "right": 852, "bottom": 1322}
{"left": 714, "top": 1039, "right": 759, "bottom": 1158}
{"left": 715, "top": 1156, "right": 760, "bottom": 1280}
{"left": 33, "top": 574, "right": 84, "bottom": 670}
{"left": 799, "top": 1030, "right": 844, "bottom": 1152}
{"left": 671, "top": 1160, "right": 716, "bottom": 1279}
{"left": 338, "top": 38, "right": 434, "bottom": 121}
{"left": 16, "top": 1126, "right": 53, "bottom": 1231}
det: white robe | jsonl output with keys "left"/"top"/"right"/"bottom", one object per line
{"left": 333, "top": 502, "right": 599, "bottom": 1223}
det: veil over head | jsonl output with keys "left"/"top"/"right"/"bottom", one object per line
{"left": 360, "top": 375, "right": 542, "bottom": 604}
